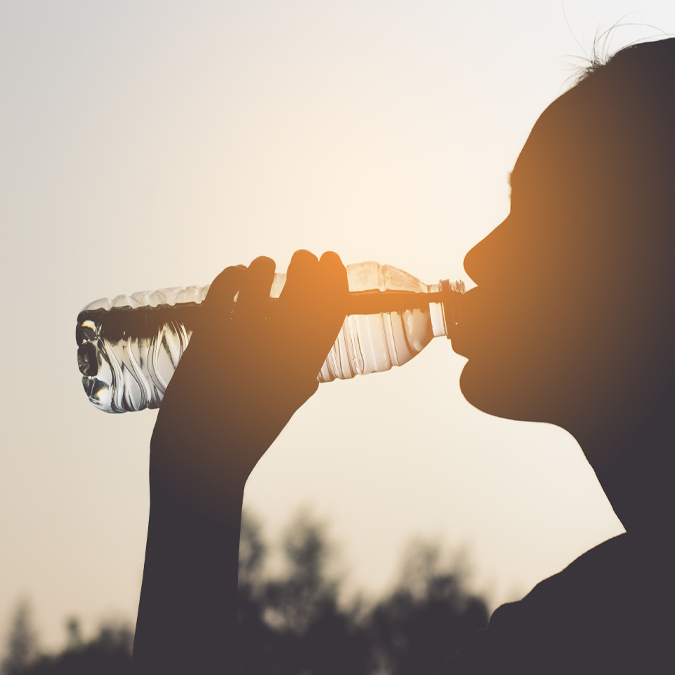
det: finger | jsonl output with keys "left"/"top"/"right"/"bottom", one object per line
{"left": 313, "top": 250, "right": 348, "bottom": 332}
{"left": 278, "top": 250, "right": 321, "bottom": 331}
{"left": 318, "top": 251, "right": 348, "bottom": 305}
{"left": 233, "top": 256, "right": 276, "bottom": 330}
{"left": 278, "top": 250, "right": 348, "bottom": 379}
{"left": 180, "top": 265, "right": 245, "bottom": 368}
{"left": 202, "top": 265, "right": 246, "bottom": 328}
{"left": 273, "top": 250, "right": 320, "bottom": 375}
{"left": 306, "top": 252, "right": 348, "bottom": 362}
{"left": 282, "top": 249, "right": 320, "bottom": 304}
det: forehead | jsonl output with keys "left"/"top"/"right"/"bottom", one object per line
{"left": 509, "top": 92, "right": 584, "bottom": 201}
{"left": 502, "top": 88, "right": 623, "bottom": 265}
{"left": 504, "top": 90, "right": 665, "bottom": 283}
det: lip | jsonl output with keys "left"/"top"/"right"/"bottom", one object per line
{"left": 449, "top": 323, "right": 472, "bottom": 359}
{"left": 448, "top": 287, "right": 479, "bottom": 358}
{"left": 448, "top": 286, "right": 503, "bottom": 361}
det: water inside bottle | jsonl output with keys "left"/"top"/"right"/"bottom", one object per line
{"left": 76, "top": 289, "right": 444, "bottom": 347}
{"left": 76, "top": 289, "right": 449, "bottom": 411}
{"left": 319, "top": 306, "right": 435, "bottom": 381}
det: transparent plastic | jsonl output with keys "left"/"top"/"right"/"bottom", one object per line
{"left": 76, "top": 262, "right": 464, "bottom": 413}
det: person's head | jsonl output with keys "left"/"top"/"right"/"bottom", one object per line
{"left": 455, "top": 38, "right": 675, "bottom": 470}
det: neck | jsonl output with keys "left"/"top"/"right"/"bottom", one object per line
{"left": 575, "top": 389, "right": 675, "bottom": 539}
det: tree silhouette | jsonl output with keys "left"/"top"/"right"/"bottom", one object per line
{"left": 3, "top": 511, "right": 488, "bottom": 674}
{"left": 238, "top": 511, "right": 371, "bottom": 675}
{"left": 237, "top": 511, "right": 488, "bottom": 675}
{"left": 2, "top": 600, "right": 39, "bottom": 675}
{"left": 368, "top": 541, "right": 489, "bottom": 675}
{"left": 8, "top": 620, "right": 133, "bottom": 675}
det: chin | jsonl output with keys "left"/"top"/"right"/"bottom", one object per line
{"left": 459, "top": 357, "right": 559, "bottom": 425}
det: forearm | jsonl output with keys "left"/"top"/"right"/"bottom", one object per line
{"left": 131, "top": 251, "right": 347, "bottom": 673}
{"left": 132, "top": 473, "right": 245, "bottom": 675}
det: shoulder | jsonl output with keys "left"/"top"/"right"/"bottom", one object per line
{"left": 436, "top": 533, "right": 675, "bottom": 674}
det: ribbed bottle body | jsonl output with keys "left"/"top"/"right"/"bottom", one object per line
{"left": 318, "top": 307, "right": 436, "bottom": 382}
{"left": 76, "top": 297, "right": 195, "bottom": 414}
{"left": 76, "top": 263, "right": 464, "bottom": 413}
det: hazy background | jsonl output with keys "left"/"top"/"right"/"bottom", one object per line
{"left": 1, "top": 0, "right": 671, "bottom": 650}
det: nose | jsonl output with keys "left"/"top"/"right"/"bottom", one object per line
{"left": 463, "top": 217, "right": 510, "bottom": 286}
{"left": 462, "top": 241, "right": 482, "bottom": 286}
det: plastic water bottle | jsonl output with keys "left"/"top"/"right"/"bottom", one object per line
{"left": 76, "top": 262, "right": 464, "bottom": 413}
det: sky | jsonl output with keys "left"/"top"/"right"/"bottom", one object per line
{"left": 1, "top": 0, "right": 673, "bottom": 652}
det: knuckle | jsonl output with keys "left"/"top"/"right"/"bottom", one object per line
{"left": 291, "top": 249, "right": 318, "bottom": 265}
{"left": 212, "top": 265, "right": 245, "bottom": 289}
{"left": 250, "top": 256, "right": 276, "bottom": 272}
{"left": 320, "top": 250, "right": 341, "bottom": 264}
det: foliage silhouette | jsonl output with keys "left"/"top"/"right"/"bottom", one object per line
{"left": 3, "top": 512, "right": 488, "bottom": 675}
{"left": 2, "top": 616, "right": 133, "bottom": 675}
{"left": 2, "top": 601, "right": 39, "bottom": 675}
{"left": 237, "top": 511, "right": 372, "bottom": 675}
{"left": 368, "top": 542, "right": 489, "bottom": 675}
{"left": 237, "top": 511, "right": 488, "bottom": 674}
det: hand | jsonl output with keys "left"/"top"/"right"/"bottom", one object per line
{"left": 150, "top": 250, "right": 348, "bottom": 519}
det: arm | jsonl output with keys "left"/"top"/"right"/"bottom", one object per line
{"left": 131, "top": 478, "right": 244, "bottom": 674}
{"left": 132, "top": 251, "right": 348, "bottom": 674}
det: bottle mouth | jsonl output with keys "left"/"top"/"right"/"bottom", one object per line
{"left": 440, "top": 279, "right": 464, "bottom": 338}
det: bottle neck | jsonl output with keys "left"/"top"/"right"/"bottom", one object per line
{"left": 429, "top": 279, "right": 465, "bottom": 339}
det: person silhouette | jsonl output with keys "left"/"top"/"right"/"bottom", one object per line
{"left": 132, "top": 38, "right": 675, "bottom": 674}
